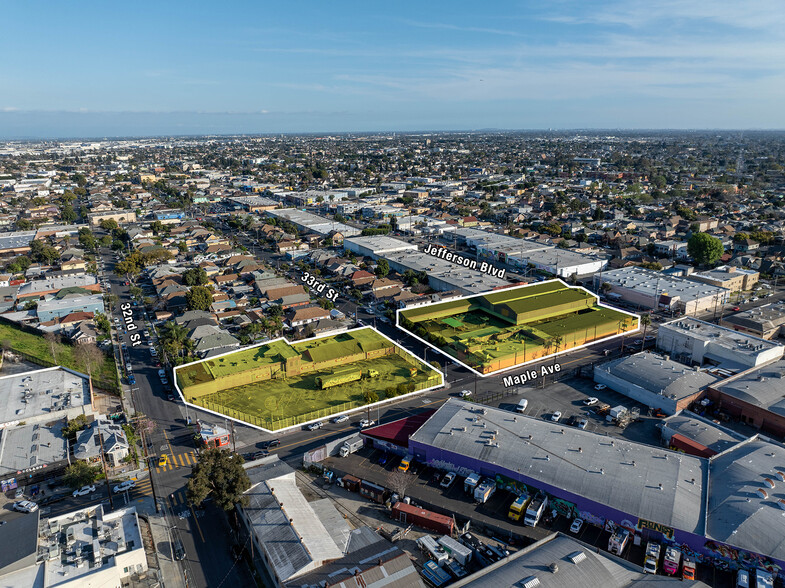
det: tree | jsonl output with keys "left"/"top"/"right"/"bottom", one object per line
{"left": 186, "top": 285, "right": 213, "bottom": 311}
{"left": 387, "top": 469, "right": 414, "bottom": 499}
{"left": 16, "top": 218, "right": 32, "bottom": 230}
{"left": 267, "top": 304, "right": 283, "bottom": 318}
{"left": 687, "top": 232, "right": 724, "bottom": 266}
{"left": 64, "top": 461, "right": 99, "bottom": 489}
{"left": 61, "top": 204, "right": 77, "bottom": 224}
{"left": 318, "top": 297, "right": 334, "bottom": 310}
{"left": 62, "top": 414, "right": 90, "bottom": 440}
{"left": 44, "top": 331, "right": 59, "bottom": 363}
{"left": 600, "top": 282, "right": 613, "bottom": 294}
{"left": 94, "top": 312, "right": 111, "bottom": 334}
{"left": 160, "top": 321, "right": 190, "bottom": 362}
{"left": 186, "top": 447, "right": 251, "bottom": 511}
{"left": 74, "top": 343, "right": 105, "bottom": 377}
{"left": 375, "top": 259, "right": 390, "bottom": 278}
{"left": 99, "top": 218, "right": 119, "bottom": 231}
{"left": 640, "top": 314, "right": 651, "bottom": 351}
{"left": 182, "top": 267, "right": 208, "bottom": 287}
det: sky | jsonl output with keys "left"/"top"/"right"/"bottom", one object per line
{"left": 2, "top": 0, "right": 785, "bottom": 138}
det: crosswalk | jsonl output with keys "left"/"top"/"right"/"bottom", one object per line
{"left": 155, "top": 451, "right": 198, "bottom": 472}
{"left": 133, "top": 476, "right": 153, "bottom": 497}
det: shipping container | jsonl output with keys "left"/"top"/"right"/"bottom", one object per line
{"left": 669, "top": 433, "right": 716, "bottom": 458}
{"left": 438, "top": 535, "right": 472, "bottom": 566}
{"left": 360, "top": 479, "right": 388, "bottom": 504}
{"left": 417, "top": 535, "right": 449, "bottom": 566}
{"left": 393, "top": 502, "right": 454, "bottom": 536}
{"left": 341, "top": 474, "right": 361, "bottom": 492}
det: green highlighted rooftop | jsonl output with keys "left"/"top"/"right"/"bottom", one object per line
{"left": 175, "top": 327, "right": 443, "bottom": 431}
{"left": 398, "top": 280, "right": 639, "bottom": 375}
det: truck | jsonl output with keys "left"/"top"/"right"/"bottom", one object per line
{"left": 359, "top": 479, "right": 388, "bottom": 504}
{"left": 340, "top": 474, "right": 360, "bottom": 492}
{"left": 508, "top": 493, "right": 531, "bottom": 522}
{"left": 438, "top": 535, "right": 472, "bottom": 567}
{"left": 398, "top": 454, "right": 414, "bottom": 472}
{"left": 417, "top": 535, "right": 449, "bottom": 566}
{"left": 473, "top": 479, "right": 496, "bottom": 504}
{"left": 643, "top": 541, "right": 661, "bottom": 574}
{"left": 464, "top": 472, "right": 481, "bottom": 495}
{"left": 682, "top": 558, "right": 696, "bottom": 581}
{"left": 339, "top": 436, "right": 364, "bottom": 457}
{"left": 608, "top": 528, "right": 630, "bottom": 555}
{"left": 663, "top": 546, "right": 681, "bottom": 576}
{"left": 420, "top": 560, "right": 451, "bottom": 587}
{"left": 755, "top": 568, "right": 774, "bottom": 588}
{"left": 523, "top": 493, "right": 548, "bottom": 527}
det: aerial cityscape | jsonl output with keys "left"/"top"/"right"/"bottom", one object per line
{"left": 2, "top": 2, "right": 785, "bottom": 588}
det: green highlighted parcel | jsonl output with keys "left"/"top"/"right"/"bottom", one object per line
{"left": 175, "top": 327, "right": 442, "bottom": 431}
{"left": 398, "top": 280, "right": 639, "bottom": 375}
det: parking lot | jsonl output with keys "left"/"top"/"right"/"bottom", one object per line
{"left": 327, "top": 445, "right": 738, "bottom": 586}
{"left": 478, "top": 374, "right": 666, "bottom": 447}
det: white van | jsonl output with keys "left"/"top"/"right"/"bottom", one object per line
{"left": 516, "top": 399, "right": 529, "bottom": 413}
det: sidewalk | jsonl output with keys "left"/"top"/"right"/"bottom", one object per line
{"left": 137, "top": 498, "right": 187, "bottom": 588}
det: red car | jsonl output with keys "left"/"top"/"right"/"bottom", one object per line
{"left": 731, "top": 306, "right": 740, "bottom": 311}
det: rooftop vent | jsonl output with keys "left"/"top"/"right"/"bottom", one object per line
{"left": 756, "top": 488, "right": 769, "bottom": 500}
{"left": 520, "top": 577, "right": 540, "bottom": 588}
{"left": 778, "top": 499, "right": 785, "bottom": 511}
{"left": 549, "top": 563, "right": 559, "bottom": 573}
{"left": 568, "top": 551, "right": 587, "bottom": 564}
{"left": 764, "top": 478, "right": 776, "bottom": 489}
{"left": 776, "top": 471, "right": 785, "bottom": 482}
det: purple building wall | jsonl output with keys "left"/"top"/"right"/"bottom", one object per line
{"left": 409, "top": 439, "right": 785, "bottom": 576}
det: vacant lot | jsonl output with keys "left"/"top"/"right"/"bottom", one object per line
{"left": 195, "top": 354, "right": 441, "bottom": 430}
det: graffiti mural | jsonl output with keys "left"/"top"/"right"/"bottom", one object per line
{"left": 550, "top": 497, "right": 576, "bottom": 519}
{"left": 495, "top": 473, "right": 530, "bottom": 496}
{"left": 578, "top": 510, "right": 605, "bottom": 528}
{"left": 637, "top": 518, "right": 675, "bottom": 540}
{"left": 704, "top": 541, "right": 783, "bottom": 576}
{"left": 427, "top": 458, "right": 474, "bottom": 478}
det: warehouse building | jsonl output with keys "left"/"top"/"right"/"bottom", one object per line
{"left": 706, "top": 358, "right": 785, "bottom": 438}
{"left": 266, "top": 209, "right": 361, "bottom": 237}
{"left": 594, "top": 352, "right": 719, "bottom": 415}
{"left": 407, "top": 399, "right": 785, "bottom": 575}
{"left": 656, "top": 318, "right": 784, "bottom": 370}
{"left": 594, "top": 267, "right": 729, "bottom": 314}
{"left": 690, "top": 266, "right": 759, "bottom": 292}
{"left": 720, "top": 303, "right": 785, "bottom": 340}
{"left": 343, "top": 235, "right": 418, "bottom": 258}
{"left": 658, "top": 412, "right": 745, "bottom": 457}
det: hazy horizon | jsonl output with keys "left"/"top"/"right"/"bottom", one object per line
{"left": 4, "top": 0, "right": 785, "bottom": 138}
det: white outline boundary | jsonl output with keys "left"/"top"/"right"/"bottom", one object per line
{"left": 172, "top": 326, "right": 445, "bottom": 434}
{"left": 395, "top": 278, "right": 641, "bottom": 378}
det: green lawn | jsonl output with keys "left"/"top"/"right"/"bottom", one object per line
{"left": 193, "top": 354, "right": 441, "bottom": 430}
{"left": 0, "top": 322, "right": 118, "bottom": 391}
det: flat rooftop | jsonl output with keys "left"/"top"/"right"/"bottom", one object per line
{"left": 267, "top": 209, "right": 361, "bottom": 236}
{"left": 37, "top": 294, "right": 103, "bottom": 313}
{"left": 722, "top": 302, "right": 785, "bottom": 330}
{"left": 659, "top": 318, "right": 783, "bottom": 360}
{"left": 715, "top": 359, "right": 785, "bottom": 415}
{"left": 597, "top": 352, "right": 719, "bottom": 402}
{"left": 661, "top": 413, "right": 745, "bottom": 454}
{"left": 17, "top": 275, "right": 98, "bottom": 296}
{"left": 0, "top": 230, "right": 36, "bottom": 251}
{"left": 0, "top": 367, "right": 91, "bottom": 426}
{"left": 410, "top": 399, "right": 707, "bottom": 534}
{"left": 385, "top": 251, "right": 509, "bottom": 293}
{"left": 599, "top": 267, "right": 728, "bottom": 301}
{"left": 0, "top": 420, "right": 68, "bottom": 476}
{"left": 42, "top": 505, "right": 143, "bottom": 587}
{"left": 344, "top": 235, "right": 418, "bottom": 255}
{"left": 707, "top": 438, "right": 785, "bottom": 563}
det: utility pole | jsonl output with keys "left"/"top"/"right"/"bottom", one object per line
{"left": 231, "top": 420, "right": 237, "bottom": 454}
{"left": 97, "top": 428, "right": 114, "bottom": 510}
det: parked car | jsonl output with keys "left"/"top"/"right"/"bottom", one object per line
{"left": 440, "top": 472, "right": 457, "bottom": 489}
{"left": 262, "top": 439, "right": 281, "bottom": 449}
{"left": 359, "top": 419, "right": 375, "bottom": 428}
{"left": 13, "top": 500, "right": 38, "bottom": 513}
{"left": 157, "top": 369, "right": 166, "bottom": 378}
{"left": 516, "top": 398, "right": 529, "bottom": 412}
{"left": 584, "top": 396, "right": 598, "bottom": 405}
{"left": 14, "top": 488, "right": 23, "bottom": 499}
{"left": 594, "top": 384, "right": 607, "bottom": 391}
{"left": 306, "top": 422, "right": 323, "bottom": 431}
{"left": 332, "top": 414, "right": 349, "bottom": 424}
{"left": 578, "top": 418, "right": 588, "bottom": 430}
{"left": 550, "top": 411, "right": 562, "bottom": 422}
{"left": 570, "top": 518, "right": 584, "bottom": 533}
{"left": 112, "top": 480, "right": 136, "bottom": 493}
{"left": 72, "top": 485, "right": 96, "bottom": 497}
{"left": 566, "top": 415, "right": 579, "bottom": 427}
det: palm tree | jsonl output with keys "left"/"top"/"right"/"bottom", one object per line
{"left": 640, "top": 314, "right": 651, "bottom": 352}
{"left": 160, "top": 321, "right": 189, "bottom": 362}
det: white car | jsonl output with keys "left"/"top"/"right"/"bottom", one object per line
{"left": 332, "top": 414, "right": 349, "bottom": 424}
{"left": 440, "top": 472, "right": 457, "bottom": 489}
{"left": 306, "top": 422, "right": 323, "bottom": 431}
{"left": 113, "top": 480, "right": 136, "bottom": 493}
{"left": 578, "top": 418, "right": 588, "bottom": 430}
{"left": 72, "top": 485, "right": 96, "bottom": 497}
{"left": 551, "top": 411, "right": 562, "bottom": 422}
{"left": 570, "top": 518, "right": 584, "bottom": 533}
{"left": 459, "top": 389, "right": 472, "bottom": 398}
{"left": 359, "top": 419, "right": 375, "bottom": 428}
{"left": 584, "top": 397, "right": 599, "bottom": 405}
{"left": 594, "top": 384, "right": 607, "bottom": 391}
{"left": 13, "top": 500, "right": 38, "bottom": 513}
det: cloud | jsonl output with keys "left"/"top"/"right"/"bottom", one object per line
{"left": 400, "top": 19, "right": 520, "bottom": 37}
